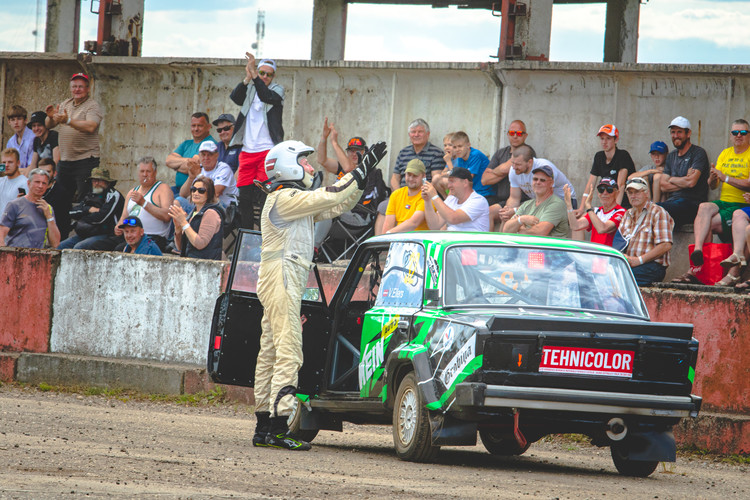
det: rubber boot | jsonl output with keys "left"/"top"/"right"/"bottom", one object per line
{"left": 265, "top": 416, "right": 311, "bottom": 451}
{"left": 252, "top": 411, "right": 271, "bottom": 447}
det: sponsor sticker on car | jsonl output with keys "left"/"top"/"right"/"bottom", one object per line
{"left": 539, "top": 346, "right": 634, "bottom": 378}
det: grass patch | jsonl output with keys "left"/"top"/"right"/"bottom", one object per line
{"left": 679, "top": 444, "right": 750, "bottom": 466}
{"left": 149, "top": 386, "right": 228, "bottom": 406}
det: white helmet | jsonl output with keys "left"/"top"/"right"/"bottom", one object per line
{"left": 264, "top": 140, "right": 315, "bottom": 189}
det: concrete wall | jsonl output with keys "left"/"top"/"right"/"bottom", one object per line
{"left": 50, "top": 250, "right": 226, "bottom": 365}
{"left": 642, "top": 288, "right": 750, "bottom": 414}
{"left": 4, "top": 53, "right": 749, "bottom": 197}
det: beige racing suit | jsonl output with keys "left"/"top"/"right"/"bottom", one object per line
{"left": 254, "top": 172, "right": 362, "bottom": 417}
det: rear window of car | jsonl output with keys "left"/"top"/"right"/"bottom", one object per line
{"left": 442, "top": 245, "right": 647, "bottom": 317}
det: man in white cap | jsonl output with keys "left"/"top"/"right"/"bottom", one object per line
{"left": 179, "top": 140, "right": 238, "bottom": 208}
{"left": 621, "top": 177, "right": 674, "bottom": 286}
{"left": 229, "top": 52, "right": 284, "bottom": 230}
{"left": 658, "top": 116, "right": 710, "bottom": 228}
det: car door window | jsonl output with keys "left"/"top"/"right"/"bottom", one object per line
{"left": 376, "top": 242, "right": 425, "bottom": 308}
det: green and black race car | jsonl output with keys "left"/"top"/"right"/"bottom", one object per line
{"left": 209, "top": 230, "right": 701, "bottom": 477}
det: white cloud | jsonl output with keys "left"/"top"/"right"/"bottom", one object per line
{"left": 639, "top": 1, "right": 750, "bottom": 47}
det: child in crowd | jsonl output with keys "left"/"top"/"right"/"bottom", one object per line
{"left": 628, "top": 141, "right": 668, "bottom": 203}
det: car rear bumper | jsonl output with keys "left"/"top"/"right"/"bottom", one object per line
{"left": 454, "top": 383, "right": 702, "bottom": 418}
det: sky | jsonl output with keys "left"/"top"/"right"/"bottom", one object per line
{"left": 1, "top": 0, "right": 750, "bottom": 64}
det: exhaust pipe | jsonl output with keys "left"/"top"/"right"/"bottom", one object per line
{"left": 606, "top": 417, "right": 627, "bottom": 441}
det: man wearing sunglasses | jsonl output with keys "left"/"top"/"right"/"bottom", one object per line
{"left": 565, "top": 178, "right": 625, "bottom": 247}
{"left": 502, "top": 164, "right": 569, "bottom": 238}
{"left": 672, "top": 119, "right": 750, "bottom": 285}
{"left": 119, "top": 216, "right": 162, "bottom": 256}
{"left": 581, "top": 124, "right": 635, "bottom": 212}
{"left": 229, "top": 52, "right": 284, "bottom": 230}
{"left": 657, "top": 116, "right": 710, "bottom": 228}
{"left": 212, "top": 113, "right": 240, "bottom": 173}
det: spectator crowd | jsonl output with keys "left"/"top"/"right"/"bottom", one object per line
{"left": 2, "top": 59, "right": 750, "bottom": 289}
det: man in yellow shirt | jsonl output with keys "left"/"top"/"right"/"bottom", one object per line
{"left": 673, "top": 119, "right": 750, "bottom": 285}
{"left": 382, "top": 159, "right": 430, "bottom": 233}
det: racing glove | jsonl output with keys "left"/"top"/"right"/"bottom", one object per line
{"left": 351, "top": 141, "right": 387, "bottom": 190}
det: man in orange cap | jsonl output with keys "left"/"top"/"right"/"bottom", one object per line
{"left": 581, "top": 124, "right": 635, "bottom": 213}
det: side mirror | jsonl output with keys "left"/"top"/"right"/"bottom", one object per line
{"left": 424, "top": 288, "right": 439, "bottom": 304}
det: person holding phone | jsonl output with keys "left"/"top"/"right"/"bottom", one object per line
{"left": 0, "top": 168, "right": 59, "bottom": 248}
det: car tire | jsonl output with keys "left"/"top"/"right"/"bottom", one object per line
{"left": 610, "top": 444, "right": 659, "bottom": 477}
{"left": 478, "top": 429, "right": 531, "bottom": 456}
{"left": 392, "top": 372, "right": 439, "bottom": 462}
{"left": 287, "top": 397, "right": 319, "bottom": 443}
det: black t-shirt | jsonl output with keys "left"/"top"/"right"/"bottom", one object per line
{"left": 33, "top": 130, "right": 59, "bottom": 161}
{"left": 663, "top": 144, "right": 710, "bottom": 202}
{"left": 590, "top": 148, "right": 635, "bottom": 180}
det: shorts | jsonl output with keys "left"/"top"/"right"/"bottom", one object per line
{"left": 237, "top": 150, "right": 270, "bottom": 187}
{"left": 713, "top": 200, "right": 749, "bottom": 237}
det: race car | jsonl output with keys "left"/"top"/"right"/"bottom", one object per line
{"left": 209, "top": 230, "right": 701, "bottom": 477}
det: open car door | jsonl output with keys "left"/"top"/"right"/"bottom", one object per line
{"left": 207, "top": 229, "right": 331, "bottom": 394}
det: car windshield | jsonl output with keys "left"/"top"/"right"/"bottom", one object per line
{"left": 442, "top": 245, "right": 647, "bottom": 317}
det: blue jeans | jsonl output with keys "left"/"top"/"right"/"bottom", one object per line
{"left": 657, "top": 197, "right": 701, "bottom": 228}
{"left": 58, "top": 234, "right": 115, "bottom": 250}
{"left": 631, "top": 261, "right": 667, "bottom": 286}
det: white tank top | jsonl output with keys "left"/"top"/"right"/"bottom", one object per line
{"left": 126, "top": 181, "right": 170, "bottom": 238}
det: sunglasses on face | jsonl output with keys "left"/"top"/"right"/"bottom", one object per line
{"left": 259, "top": 70, "right": 274, "bottom": 77}
{"left": 597, "top": 186, "right": 616, "bottom": 194}
{"left": 216, "top": 125, "right": 233, "bottom": 133}
{"left": 507, "top": 131, "right": 525, "bottom": 137}
{"left": 191, "top": 186, "right": 207, "bottom": 194}
{"left": 731, "top": 130, "right": 749, "bottom": 136}
{"left": 120, "top": 217, "right": 139, "bottom": 227}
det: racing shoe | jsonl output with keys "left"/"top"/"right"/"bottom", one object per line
{"left": 265, "top": 416, "right": 311, "bottom": 451}
{"left": 252, "top": 411, "right": 271, "bottom": 447}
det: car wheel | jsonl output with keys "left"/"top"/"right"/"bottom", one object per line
{"left": 610, "top": 444, "right": 659, "bottom": 477}
{"left": 479, "top": 429, "right": 531, "bottom": 456}
{"left": 392, "top": 372, "right": 439, "bottom": 462}
{"left": 287, "top": 397, "right": 319, "bottom": 443}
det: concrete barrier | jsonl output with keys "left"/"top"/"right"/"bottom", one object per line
{"left": 50, "top": 250, "right": 227, "bottom": 365}
{"left": 642, "top": 288, "right": 750, "bottom": 414}
{"left": 0, "top": 248, "right": 59, "bottom": 353}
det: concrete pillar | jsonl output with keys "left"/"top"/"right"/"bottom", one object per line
{"left": 45, "top": 0, "right": 80, "bottom": 53}
{"left": 311, "top": 0, "right": 348, "bottom": 60}
{"left": 517, "top": 0, "right": 553, "bottom": 60}
{"left": 499, "top": 0, "right": 552, "bottom": 61}
{"left": 604, "top": 0, "right": 640, "bottom": 63}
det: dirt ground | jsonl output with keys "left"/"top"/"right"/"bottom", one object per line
{"left": 0, "top": 385, "right": 746, "bottom": 500}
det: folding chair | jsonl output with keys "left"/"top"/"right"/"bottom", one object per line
{"left": 317, "top": 204, "right": 377, "bottom": 263}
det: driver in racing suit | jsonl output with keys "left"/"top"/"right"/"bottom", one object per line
{"left": 253, "top": 139, "right": 387, "bottom": 451}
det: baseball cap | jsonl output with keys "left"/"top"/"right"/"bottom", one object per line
{"left": 212, "top": 113, "right": 235, "bottom": 126}
{"left": 71, "top": 73, "right": 89, "bottom": 82}
{"left": 346, "top": 137, "right": 367, "bottom": 150}
{"left": 649, "top": 141, "right": 668, "bottom": 154}
{"left": 449, "top": 166, "right": 473, "bottom": 181}
{"left": 198, "top": 141, "right": 218, "bottom": 153}
{"left": 531, "top": 164, "right": 554, "bottom": 179}
{"left": 597, "top": 124, "right": 619, "bottom": 138}
{"left": 257, "top": 59, "right": 277, "bottom": 72}
{"left": 27, "top": 111, "right": 46, "bottom": 129}
{"left": 625, "top": 177, "right": 649, "bottom": 192}
{"left": 404, "top": 158, "right": 426, "bottom": 175}
{"left": 598, "top": 178, "right": 618, "bottom": 189}
{"left": 669, "top": 116, "right": 691, "bottom": 130}
{"left": 118, "top": 216, "right": 143, "bottom": 229}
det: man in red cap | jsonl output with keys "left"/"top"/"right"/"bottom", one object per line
{"left": 45, "top": 73, "right": 102, "bottom": 201}
{"left": 581, "top": 124, "right": 635, "bottom": 213}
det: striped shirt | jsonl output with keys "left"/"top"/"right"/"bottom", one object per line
{"left": 57, "top": 96, "right": 102, "bottom": 161}
{"left": 620, "top": 201, "right": 674, "bottom": 267}
{"left": 393, "top": 142, "right": 446, "bottom": 187}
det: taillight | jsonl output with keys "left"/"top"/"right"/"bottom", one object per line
{"left": 214, "top": 336, "right": 221, "bottom": 350}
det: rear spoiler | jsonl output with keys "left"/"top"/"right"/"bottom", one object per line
{"left": 487, "top": 315, "right": 694, "bottom": 341}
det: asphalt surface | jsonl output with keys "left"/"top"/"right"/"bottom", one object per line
{"left": 0, "top": 385, "right": 747, "bottom": 499}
